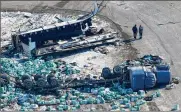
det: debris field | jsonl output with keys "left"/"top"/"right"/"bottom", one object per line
{"left": 1, "top": 1, "right": 181, "bottom": 111}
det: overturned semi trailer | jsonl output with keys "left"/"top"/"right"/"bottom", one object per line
{"left": 11, "top": 2, "right": 99, "bottom": 56}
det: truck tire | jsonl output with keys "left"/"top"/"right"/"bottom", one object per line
{"left": 49, "top": 77, "right": 59, "bottom": 87}
{"left": 23, "top": 79, "right": 33, "bottom": 90}
{"left": 47, "top": 74, "right": 54, "bottom": 84}
{"left": 36, "top": 78, "right": 47, "bottom": 88}
{"left": 101, "top": 67, "right": 112, "bottom": 79}
{"left": 113, "top": 65, "right": 122, "bottom": 76}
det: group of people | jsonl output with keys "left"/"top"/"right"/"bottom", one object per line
{"left": 132, "top": 24, "right": 143, "bottom": 39}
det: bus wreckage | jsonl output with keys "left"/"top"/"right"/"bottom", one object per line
{"left": 11, "top": 2, "right": 119, "bottom": 57}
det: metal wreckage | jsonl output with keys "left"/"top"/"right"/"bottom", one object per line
{"left": 0, "top": 1, "right": 119, "bottom": 96}
{"left": 0, "top": 54, "right": 171, "bottom": 96}
{"left": 10, "top": 1, "right": 118, "bottom": 57}
{"left": 0, "top": 1, "right": 172, "bottom": 99}
{"left": 0, "top": 1, "right": 179, "bottom": 111}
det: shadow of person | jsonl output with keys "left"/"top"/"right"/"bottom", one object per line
{"left": 123, "top": 37, "right": 141, "bottom": 44}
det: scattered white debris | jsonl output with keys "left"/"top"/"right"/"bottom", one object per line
{"left": 165, "top": 83, "right": 175, "bottom": 90}
{"left": 23, "top": 12, "right": 32, "bottom": 18}
{"left": 171, "top": 104, "right": 180, "bottom": 111}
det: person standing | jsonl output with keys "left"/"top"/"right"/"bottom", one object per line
{"left": 139, "top": 25, "right": 143, "bottom": 39}
{"left": 132, "top": 24, "right": 138, "bottom": 39}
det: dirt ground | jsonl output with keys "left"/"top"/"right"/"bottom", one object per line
{"left": 1, "top": 1, "right": 181, "bottom": 111}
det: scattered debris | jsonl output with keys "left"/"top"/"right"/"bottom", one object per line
{"left": 0, "top": 81, "right": 153, "bottom": 111}
{"left": 172, "top": 77, "right": 180, "bottom": 84}
{"left": 1, "top": 2, "right": 180, "bottom": 110}
{"left": 0, "top": 54, "right": 166, "bottom": 111}
{"left": 165, "top": 83, "right": 176, "bottom": 90}
{"left": 151, "top": 91, "right": 161, "bottom": 99}
{"left": 139, "top": 54, "right": 163, "bottom": 65}
{"left": 171, "top": 104, "right": 180, "bottom": 111}
{"left": 23, "top": 12, "right": 32, "bottom": 18}
{"left": 94, "top": 46, "right": 109, "bottom": 54}
{"left": 144, "top": 96, "right": 153, "bottom": 101}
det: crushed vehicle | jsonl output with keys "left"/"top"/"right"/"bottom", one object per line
{"left": 0, "top": 55, "right": 171, "bottom": 95}
{"left": 9, "top": 1, "right": 119, "bottom": 57}
{"left": 63, "top": 55, "right": 171, "bottom": 91}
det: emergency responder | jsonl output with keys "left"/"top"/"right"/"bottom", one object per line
{"left": 139, "top": 25, "right": 143, "bottom": 39}
{"left": 132, "top": 24, "right": 138, "bottom": 39}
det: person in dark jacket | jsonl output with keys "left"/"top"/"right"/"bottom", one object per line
{"left": 139, "top": 25, "right": 143, "bottom": 39}
{"left": 132, "top": 24, "right": 138, "bottom": 39}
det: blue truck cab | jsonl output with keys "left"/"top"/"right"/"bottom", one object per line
{"left": 129, "top": 65, "right": 170, "bottom": 91}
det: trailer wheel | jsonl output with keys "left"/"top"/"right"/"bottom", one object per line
{"left": 23, "top": 79, "right": 33, "bottom": 90}
{"left": 113, "top": 65, "right": 122, "bottom": 76}
{"left": 49, "top": 77, "right": 59, "bottom": 87}
{"left": 47, "top": 74, "right": 54, "bottom": 84}
{"left": 101, "top": 67, "right": 112, "bottom": 79}
{"left": 36, "top": 78, "right": 47, "bottom": 88}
